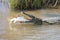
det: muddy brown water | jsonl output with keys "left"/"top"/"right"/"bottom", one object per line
{"left": 3, "top": 9, "right": 60, "bottom": 40}
{"left": 0, "top": 1, "right": 60, "bottom": 40}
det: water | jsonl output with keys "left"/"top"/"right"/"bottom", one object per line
{"left": 0, "top": 0, "right": 60, "bottom": 40}
{"left": 9, "top": 9, "right": 60, "bottom": 40}
{"left": 0, "top": 0, "right": 9, "bottom": 40}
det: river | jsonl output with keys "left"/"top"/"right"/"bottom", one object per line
{"left": 8, "top": 9, "right": 60, "bottom": 40}
{"left": 0, "top": 0, "right": 9, "bottom": 40}
{"left": 0, "top": 0, "right": 60, "bottom": 40}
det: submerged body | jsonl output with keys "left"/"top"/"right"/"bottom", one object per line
{"left": 9, "top": 12, "right": 60, "bottom": 25}
{"left": 9, "top": 16, "right": 30, "bottom": 24}
{"left": 42, "top": 17, "right": 60, "bottom": 24}
{"left": 9, "top": 12, "right": 42, "bottom": 25}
